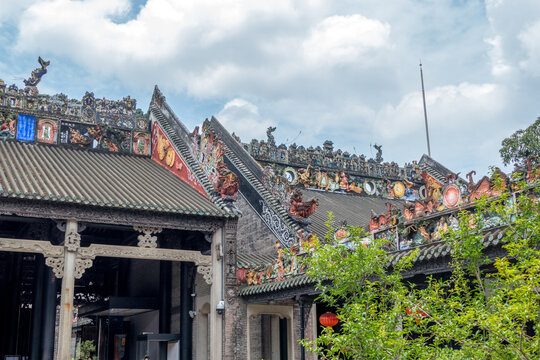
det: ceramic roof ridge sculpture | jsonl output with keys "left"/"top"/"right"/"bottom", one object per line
{"left": 0, "top": 60, "right": 151, "bottom": 155}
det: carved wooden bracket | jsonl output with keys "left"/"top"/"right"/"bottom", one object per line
{"left": 133, "top": 226, "right": 162, "bottom": 248}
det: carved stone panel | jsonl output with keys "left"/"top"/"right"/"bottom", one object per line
{"left": 133, "top": 226, "right": 162, "bottom": 248}
{"left": 65, "top": 230, "right": 81, "bottom": 252}
{"left": 75, "top": 258, "right": 93, "bottom": 279}
{"left": 45, "top": 256, "right": 65, "bottom": 278}
{"left": 197, "top": 265, "right": 212, "bottom": 285}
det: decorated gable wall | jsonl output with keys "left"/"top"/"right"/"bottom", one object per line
{"left": 151, "top": 122, "right": 209, "bottom": 198}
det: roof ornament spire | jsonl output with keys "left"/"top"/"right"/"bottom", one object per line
{"left": 24, "top": 56, "right": 50, "bottom": 95}
{"left": 419, "top": 60, "right": 432, "bottom": 157}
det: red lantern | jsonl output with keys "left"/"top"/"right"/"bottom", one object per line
{"left": 319, "top": 312, "right": 339, "bottom": 327}
{"left": 405, "top": 306, "right": 427, "bottom": 317}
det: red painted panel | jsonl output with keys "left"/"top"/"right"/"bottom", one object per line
{"left": 151, "top": 122, "right": 209, "bottom": 199}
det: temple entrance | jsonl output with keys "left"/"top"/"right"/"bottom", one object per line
{"left": 0, "top": 252, "right": 55, "bottom": 360}
{"left": 73, "top": 258, "right": 179, "bottom": 360}
{"left": 0, "top": 216, "right": 219, "bottom": 360}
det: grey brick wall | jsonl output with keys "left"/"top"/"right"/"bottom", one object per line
{"left": 235, "top": 193, "right": 282, "bottom": 256}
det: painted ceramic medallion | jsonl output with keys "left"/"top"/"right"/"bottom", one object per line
{"left": 363, "top": 180, "right": 376, "bottom": 195}
{"left": 443, "top": 184, "right": 461, "bottom": 208}
{"left": 283, "top": 167, "right": 298, "bottom": 185}
{"left": 393, "top": 182, "right": 405, "bottom": 198}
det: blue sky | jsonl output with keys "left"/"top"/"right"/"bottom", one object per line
{"left": 1, "top": 0, "right": 539, "bottom": 177}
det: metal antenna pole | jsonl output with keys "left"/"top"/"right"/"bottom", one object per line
{"left": 420, "top": 61, "right": 431, "bottom": 157}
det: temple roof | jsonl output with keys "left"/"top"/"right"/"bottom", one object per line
{"left": 303, "top": 188, "right": 403, "bottom": 238}
{"left": 238, "top": 226, "right": 508, "bottom": 297}
{"left": 0, "top": 141, "right": 230, "bottom": 217}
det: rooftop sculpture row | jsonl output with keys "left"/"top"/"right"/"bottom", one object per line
{"left": 371, "top": 165, "right": 540, "bottom": 251}
{"left": 242, "top": 126, "right": 423, "bottom": 180}
{"left": 0, "top": 58, "right": 151, "bottom": 155}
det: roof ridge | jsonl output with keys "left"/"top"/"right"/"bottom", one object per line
{"left": 206, "top": 118, "right": 300, "bottom": 234}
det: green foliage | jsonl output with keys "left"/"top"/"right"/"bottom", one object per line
{"left": 79, "top": 340, "right": 96, "bottom": 360}
{"left": 499, "top": 118, "right": 540, "bottom": 168}
{"left": 303, "top": 183, "right": 540, "bottom": 359}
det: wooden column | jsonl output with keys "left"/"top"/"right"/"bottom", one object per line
{"left": 180, "top": 262, "right": 194, "bottom": 360}
{"left": 41, "top": 267, "right": 57, "bottom": 360}
{"left": 30, "top": 255, "right": 45, "bottom": 359}
{"left": 159, "top": 260, "right": 172, "bottom": 359}
{"left": 56, "top": 219, "right": 78, "bottom": 360}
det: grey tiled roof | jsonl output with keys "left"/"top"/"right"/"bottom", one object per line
{"left": 238, "top": 273, "right": 312, "bottom": 296}
{"left": 0, "top": 141, "right": 230, "bottom": 217}
{"left": 304, "top": 188, "right": 403, "bottom": 238}
{"left": 237, "top": 253, "right": 276, "bottom": 269}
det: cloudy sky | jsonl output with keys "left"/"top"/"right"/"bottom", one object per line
{"left": 1, "top": 0, "right": 539, "bottom": 176}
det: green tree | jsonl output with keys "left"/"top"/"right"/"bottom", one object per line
{"left": 79, "top": 340, "right": 96, "bottom": 360}
{"left": 303, "top": 183, "right": 540, "bottom": 359}
{"left": 500, "top": 118, "right": 540, "bottom": 168}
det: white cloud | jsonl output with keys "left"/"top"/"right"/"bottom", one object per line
{"left": 302, "top": 14, "right": 390, "bottom": 66}
{"left": 3, "top": 0, "right": 539, "bottom": 177}
{"left": 518, "top": 19, "right": 540, "bottom": 76}
{"left": 0, "top": 0, "right": 41, "bottom": 27}
{"left": 485, "top": 36, "right": 512, "bottom": 76}
{"left": 375, "top": 82, "right": 505, "bottom": 140}
{"left": 216, "top": 98, "right": 274, "bottom": 141}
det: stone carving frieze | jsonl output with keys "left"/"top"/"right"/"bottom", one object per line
{"left": 0, "top": 233, "right": 213, "bottom": 280}
{"left": 0, "top": 237, "right": 64, "bottom": 258}
{"left": 0, "top": 199, "right": 223, "bottom": 232}
{"left": 78, "top": 243, "right": 212, "bottom": 266}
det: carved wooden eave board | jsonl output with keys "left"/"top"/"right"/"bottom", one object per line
{"left": 0, "top": 198, "right": 224, "bottom": 232}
